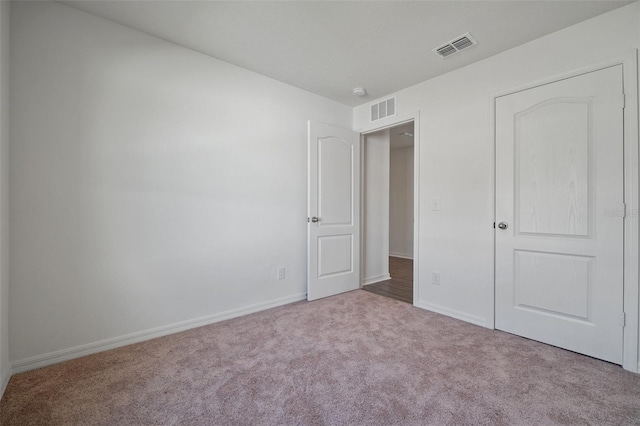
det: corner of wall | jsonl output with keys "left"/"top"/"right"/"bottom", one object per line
{"left": 0, "top": 0, "right": 10, "bottom": 401}
{"left": 637, "top": 0, "right": 640, "bottom": 374}
{"left": 0, "top": 367, "right": 9, "bottom": 400}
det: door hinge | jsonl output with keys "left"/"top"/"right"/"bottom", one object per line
{"left": 622, "top": 93, "right": 626, "bottom": 109}
{"left": 493, "top": 222, "right": 496, "bottom": 229}
{"left": 610, "top": 203, "right": 628, "bottom": 218}
{"left": 620, "top": 312, "right": 626, "bottom": 327}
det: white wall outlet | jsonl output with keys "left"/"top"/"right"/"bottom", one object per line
{"left": 432, "top": 198, "right": 441, "bottom": 211}
{"left": 277, "top": 267, "right": 286, "bottom": 280}
{"left": 432, "top": 272, "right": 440, "bottom": 285}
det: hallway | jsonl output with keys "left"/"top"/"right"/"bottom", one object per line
{"left": 363, "top": 257, "right": 412, "bottom": 303}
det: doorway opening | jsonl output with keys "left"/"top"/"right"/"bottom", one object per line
{"left": 361, "top": 122, "right": 414, "bottom": 304}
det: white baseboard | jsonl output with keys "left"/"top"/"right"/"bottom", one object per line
{"left": 362, "top": 273, "right": 391, "bottom": 286}
{"left": 0, "top": 366, "right": 10, "bottom": 400}
{"left": 417, "top": 301, "right": 487, "bottom": 328}
{"left": 11, "top": 293, "right": 307, "bottom": 374}
{"left": 389, "top": 252, "right": 413, "bottom": 260}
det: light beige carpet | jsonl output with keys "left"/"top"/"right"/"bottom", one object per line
{"left": 1, "top": 290, "right": 639, "bottom": 425}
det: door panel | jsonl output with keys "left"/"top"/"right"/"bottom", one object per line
{"left": 308, "top": 121, "right": 360, "bottom": 301}
{"left": 318, "top": 235, "right": 353, "bottom": 277}
{"left": 514, "top": 250, "right": 592, "bottom": 320}
{"left": 319, "top": 138, "right": 353, "bottom": 225}
{"left": 516, "top": 99, "right": 591, "bottom": 236}
{"left": 495, "top": 65, "right": 624, "bottom": 364}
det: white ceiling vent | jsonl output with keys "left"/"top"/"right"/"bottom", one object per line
{"left": 371, "top": 97, "right": 396, "bottom": 122}
{"left": 433, "top": 33, "right": 478, "bottom": 58}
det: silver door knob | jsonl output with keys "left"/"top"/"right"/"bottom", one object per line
{"left": 498, "top": 222, "right": 508, "bottom": 230}
{"left": 311, "top": 217, "right": 320, "bottom": 223}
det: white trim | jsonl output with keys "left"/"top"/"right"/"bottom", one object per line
{"left": 362, "top": 274, "right": 391, "bottom": 286}
{"left": 621, "top": 51, "right": 639, "bottom": 373}
{"left": 11, "top": 293, "right": 306, "bottom": 374}
{"left": 356, "top": 111, "right": 421, "bottom": 307}
{"left": 413, "top": 115, "right": 420, "bottom": 307}
{"left": 389, "top": 253, "right": 413, "bottom": 260}
{"left": 491, "top": 51, "right": 640, "bottom": 373}
{"left": 493, "top": 52, "right": 637, "bottom": 99}
{"left": 0, "top": 366, "right": 10, "bottom": 399}
{"left": 488, "top": 74, "right": 497, "bottom": 330}
{"left": 417, "top": 301, "right": 487, "bottom": 328}
{"left": 359, "top": 133, "right": 365, "bottom": 289}
{"left": 356, "top": 112, "right": 416, "bottom": 135}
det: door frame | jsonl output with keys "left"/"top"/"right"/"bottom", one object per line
{"left": 356, "top": 111, "right": 421, "bottom": 306}
{"left": 490, "top": 52, "right": 639, "bottom": 373}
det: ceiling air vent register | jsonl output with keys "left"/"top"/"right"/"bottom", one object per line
{"left": 370, "top": 97, "right": 396, "bottom": 122}
{"left": 433, "top": 33, "right": 478, "bottom": 58}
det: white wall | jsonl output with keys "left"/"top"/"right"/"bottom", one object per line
{"left": 389, "top": 145, "right": 413, "bottom": 259}
{"left": 0, "top": 0, "right": 10, "bottom": 396}
{"left": 9, "top": 1, "right": 351, "bottom": 366}
{"left": 354, "top": 3, "right": 639, "bottom": 329}
{"left": 7, "top": 0, "right": 640, "bottom": 375}
{"left": 637, "top": 1, "right": 640, "bottom": 371}
{"left": 362, "top": 129, "right": 390, "bottom": 284}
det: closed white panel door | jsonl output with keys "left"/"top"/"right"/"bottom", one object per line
{"left": 495, "top": 65, "right": 625, "bottom": 364}
{"left": 308, "top": 121, "right": 360, "bottom": 301}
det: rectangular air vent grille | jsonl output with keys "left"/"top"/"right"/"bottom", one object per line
{"left": 371, "top": 97, "right": 396, "bottom": 122}
{"left": 433, "top": 33, "right": 478, "bottom": 59}
{"left": 436, "top": 44, "right": 457, "bottom": 57}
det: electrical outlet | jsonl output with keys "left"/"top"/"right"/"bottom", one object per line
{"left": 277, "top": 267, "right": 286, "bottom": 280}
{"left": 432, "top": 272, "right": 440, "bottom": 286}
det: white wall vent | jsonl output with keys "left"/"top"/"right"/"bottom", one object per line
{"left": 433, "top": 33, "right": 478, "bottom": 58}
{"left": 370, "top": 97, "right": 396, "bottom": 122}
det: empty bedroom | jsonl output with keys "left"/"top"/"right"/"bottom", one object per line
{"left": 0, "top": 1, "right": 639, "bottom": 424}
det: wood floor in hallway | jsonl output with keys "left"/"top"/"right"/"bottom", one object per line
{"left": 363, "top": 256, "right": 413, "bottom": 303}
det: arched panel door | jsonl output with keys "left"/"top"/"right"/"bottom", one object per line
{"left": 308, "top": 121, "right": 360, "bottom": 301}
{"left": 495, "top": 65, "right": 625, "bottom": 364}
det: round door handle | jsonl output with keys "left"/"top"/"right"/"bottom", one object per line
{"left": 311, "top": 217, "right": 320, "bottom": 223}
{"left": 498, "top": 222, "right": 508, "bottom": 230}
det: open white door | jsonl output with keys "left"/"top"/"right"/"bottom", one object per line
{"left": 307, "top": 121, "right": 360, "bottom": 301}
{"left": 495, "top": 65, "right": 625, "bottom": 364}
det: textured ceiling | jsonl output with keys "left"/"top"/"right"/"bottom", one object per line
{"left": 59, "top": 1, "right": 634, "bottom": 106}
